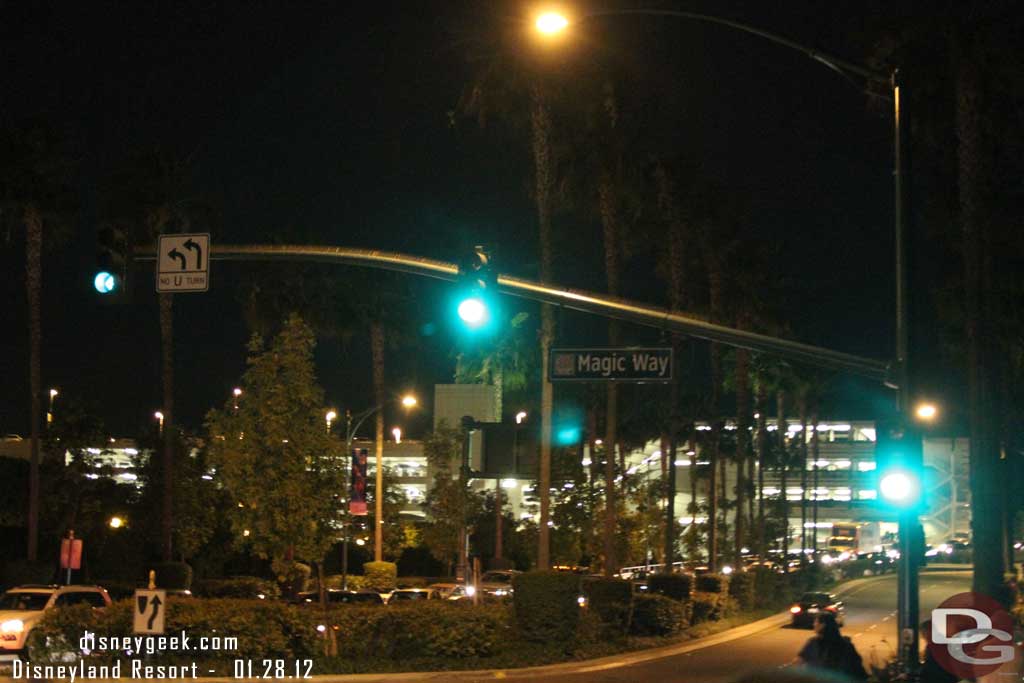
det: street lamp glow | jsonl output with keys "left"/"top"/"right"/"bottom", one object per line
{"left": 392, "top": 427, "right": 402, "bottom": 444}
{"left": 457, "top": 297, "right": 488, "bottom": 327}
{"left": 880, "top": 472, "right": 913, "bottom": 501}
{"left": 49, "top": 389, "right": 59, "bottom": 398}
{"left": 516, "top": 411, "right": 527, "bottom": 424}
{"left": 401, "top": 394, "right": 418, "bottom": 408}
{"left": 326, "top": 410, "right": 337, "bottom": 433}
{"left": 233, "top": 387, "right": 242, "bottom": 397}
{"left": 536, "top": 11, "right": 570, "bottom": 35}
{"left": 915, "top": 403, "right": 937, "bottom": 421}
{"left": 108, "top": 516, "right": 124, "bottom": 529}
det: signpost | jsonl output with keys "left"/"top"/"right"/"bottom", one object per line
{"left": 133, "top": 589, "right": 166, "bottom": 635}
{"left": 549, "top": 347, "right": 673, "bottom": 382}
{"left": 59, "top": 532, "right": 83, "bottom": 585}
{"left": 156, "top": 233, "right": 210, "bottom": 293}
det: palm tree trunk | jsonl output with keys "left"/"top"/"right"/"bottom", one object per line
{"left": 777, "top": 390, "right": 789, "bottom": 561}
{"left": 811, "top": 409, "right": 820, "bottom": 551}
{"left": 494, "top": 479, "right": 503, "bottom": 561}
{"left": 370, "top": 319, "right": 386, "bottom": 562}
{"left": 799, "top": 396, "right": 808, "bottom": 562}
{"left": 734, "top": 348, "right": 751, "bottom": 565}
{"left": 599, "top": 172, "right": 621, "bottom": 577}
{"left": 25, "top": 205, "right": 42, "bottom": 561}
{"left": 954, "top": 24, "right": 1006, "bottom": 602}
{"left": 755, "top": 382, "right": 767, "bottom": 557}
{"left": 532, "top": 87, "right": 555, "bottom": 571}
{"left": 159, "top": 292, "right": 174, "bottom": 561}
{"left": 603, "top": 385, "right": 618, "bottom": 577}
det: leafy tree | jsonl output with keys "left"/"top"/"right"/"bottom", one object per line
{"left": 205, "top": 315, "right": 344, "bottom": 578}
{"left": 420, "top": 423, "right": 485, "bottom": 575}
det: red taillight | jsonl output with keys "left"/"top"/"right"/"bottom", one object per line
{"left": 790, "top": 605, "right": 802, "bottom": 614}
{"left": 825, "top": 606, "right": 837, "bottom": 612}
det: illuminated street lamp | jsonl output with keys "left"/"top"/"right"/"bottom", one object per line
{"left": 914, "top": 402, "right": 938, "bottom": 421}
{"left": 326, "top": 410, "right": 337, "bottom": 434}
{"left": 392, "top": 427, "right": 402, "bottom": 444}
{"left": 108, "top": 516, "right": 124, "bottom": 529}
{"left": 154, "top": 411, "right": 164, "bottom": 436}
{"left": 401, "top": 394, "right": 418, "bottom": 408}
{"left": 232, "top": 387, "right": 242, "bottom": 412}
{"left": 47, "top": 388, "right": 58, "bottom": 429}
{"left": 516, "top": 411, "right": 528, "bottom": 424}
{"left": 535, "top": 11, "right": 569, "bottom": 35}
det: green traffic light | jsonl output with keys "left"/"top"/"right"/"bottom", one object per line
{"left": 94, "top": 271, "right": 117, "bottom": 294}
{"left": 458, "top": 296, "right": 488, "bottom": 327}
{"left": 880, "top": 471, "right": 913, "bottom": 501}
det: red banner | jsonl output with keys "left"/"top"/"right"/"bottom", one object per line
{"left": 60, "top": 538, "right": 83, "bottom": 570}
{"left": 350, "top": 448, "right": 368, "bottom": 515}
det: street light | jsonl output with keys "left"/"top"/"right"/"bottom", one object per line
{"left": 915, "top": 402, "right": 938, "bottom": 421}
{"left": 401, "top": 394, "right": 418, "bottom": 408}
{"left": 326, "top": 410, "right": 337, "bottom": 433}
{"left": 154, "top": 411, "right": 164, "bottom": 436}
{"left": 232, "top": 387, "right": 242, "bottom": 411}
{"left": 516, "top": 411, "right": 528, "bottom": 424}
{"left": 108, "top": 516, "right": 124, "bottom": 529}
{"left": 47, "top": 389, "right": 58, "bottom": 429}
{"left": 535, "top": 11, "right": 570, "bottom": 35}
{"left": 391, "top": 427, "right": 402, "bottom": 444}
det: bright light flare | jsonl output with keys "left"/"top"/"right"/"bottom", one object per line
{"left": 457, "top": 297, "right": 488, "bottom": 327}
{"left": 915, "top": 403, "right": 938, "bottom": 421}
{"left": 535, "top": 11, "right": 570, "bottom": 34}
{"left": 880, "top": 472, "right": 913, "bottom": 501}
{"left": 516, "top": 411, "right": 528, "bottom": 424}
{"left": 392, "top": 427, "right": 402, "bottom": 444}
{"left": 108, "top": 516, "right": 124, "bottom": 529}
{"left": 401, "top": 394, "right": 418, "bottom": 408}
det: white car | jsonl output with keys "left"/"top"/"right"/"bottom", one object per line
{"left": 0, "top": 585, "right": 112, "bottom": 662}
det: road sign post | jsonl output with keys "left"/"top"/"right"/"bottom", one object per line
{"left": 133, "top": 588, "right": 167, "bottom": 635}
{"left": 157, "top": 233, "right": 210, "bottom": 293}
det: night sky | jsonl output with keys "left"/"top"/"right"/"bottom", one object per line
{"left": 2, "top": 1, "right": 944, "bottom": 438}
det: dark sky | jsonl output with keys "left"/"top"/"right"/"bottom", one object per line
{"left": 2, "top": 1, "right": 940, "bottom": 437}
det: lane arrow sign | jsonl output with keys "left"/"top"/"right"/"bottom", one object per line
{"left": 168, "top": 248, "right": 187, "bottom": 270}
{"left": 147, "top": 595, "right": 162, "bottom": 630}
{"left": 183, "top": 238, "right": 203, "bottom": 270}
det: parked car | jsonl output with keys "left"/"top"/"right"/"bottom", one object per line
{"left": 0, "top": 585, "right": 112, "bottom": 662}
{"left": 789, "top": 592, "right": 845, "bottom": 628}
{"left": 386, "top": 588, "right": 441, "bottom": 604}
{"left": 292, "top": 589, "right": 384, "bottom": 606}
{"left": 478, "top": 569, "right": 522, "bottom": 598}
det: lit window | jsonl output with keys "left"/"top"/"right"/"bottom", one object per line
{"left": 858, "top": 461, "right": 877, "bottom": 472}
{"left": 858, "top": 490, "right": 878, "bottom": 500}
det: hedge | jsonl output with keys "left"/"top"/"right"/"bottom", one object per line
{"left": 581, "top": 577, "right": 632, "bottom": 633}
{"left": 648, "top": 573, "right": 692, "bottom": 601}
{"left": 512, "top": 571, "right": 580, "bottom": 643}
{"left": 727, "top": 571, "right": 755, "bottom": 611}
{"left": 152, "top": 562, "right": 193, "bottom": 590}
{"left": 28, "top": 598, "right": 509, "bottom": 667}
{"left": 191, "top": 577, "right": 281, "bottom": 600}
{"left": 694, "top": 573, "right": 728, "bottom": 594}
{"left": 363, "top": 562, "right": 397, "bottom": 592}
{"left": 750, "top": 566, "right": 783, "bottom": 609}
{"left": 691, "top": 591, "right": 727, "bottom": 623}
{"left": 630, "top": 594, "right": 689, "bottom": 636}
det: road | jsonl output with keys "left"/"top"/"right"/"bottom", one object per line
{"left": 455, "top": 570, "right": 973, "bottom": 683}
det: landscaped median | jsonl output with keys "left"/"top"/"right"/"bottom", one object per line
{"left": 19, "top": 566, "right": 834, "bottom": 676}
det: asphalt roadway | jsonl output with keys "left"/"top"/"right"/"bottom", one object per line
{"left": 445, "top": 570, "right": 975, "bottom": 683}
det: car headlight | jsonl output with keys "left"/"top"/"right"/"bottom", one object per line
{"left": 465, "top": 585, "right": 476, "bottom": 597}
{"left": 1, "top": 619, "right": 25, "bottom": 634}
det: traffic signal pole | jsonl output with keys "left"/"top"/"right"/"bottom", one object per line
{"left": 135, "top": 244, "right": 890, "bottom": 381}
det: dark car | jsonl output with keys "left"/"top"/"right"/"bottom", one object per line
{"left": 293, "top": 590, "right": 384, "bottom": 606}
{"left": 790, "top": 592, "right": 845, "bottom": 628}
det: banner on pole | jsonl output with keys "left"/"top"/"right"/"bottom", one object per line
{"left": 350, "top": 448, "right": 368, "bottom": 515}
{"left": 60, "top": 538, "right": 83, "bottom": 570}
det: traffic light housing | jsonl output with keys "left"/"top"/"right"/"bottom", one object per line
{"left": 874, "top": 415, "right": 924, "bottom": 510}
{"left": 455, "top": 245, "right": 498, "bottom": 332}
{"left": 94, "top": 226, "right": 131, "bottom": 302}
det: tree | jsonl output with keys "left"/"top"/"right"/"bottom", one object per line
{"left": 0, "top": 120, "right": 75, "bottom": 560}
{"left": 420, "top": 423, "right": 484, "bottom": 575}
{"left": 205, "top": 315, "right": 344, "bottom": 579}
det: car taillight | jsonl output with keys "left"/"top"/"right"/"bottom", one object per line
{"left": 825, "top": 606, "right": 837, "bottom": 612}
{"left": 790, "top": 605, "right": 802, "bottom": 614}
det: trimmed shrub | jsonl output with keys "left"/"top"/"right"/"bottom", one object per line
{"left": 690, "top": 591, "right": 724, "bottom": 623}
{"left": 28, "top": 598, "right": 510, "bottom": 666}
{"left": 363, "top": 562, "right": 397, "bottom": 592}
{"left": 152, "top": 562, "right": 193, "bottom": 590}
{"left": 582, "top": 577, "right": 632, "bottom": 633}
{"left": 192, "top": 577, "right": 281, "bottom": 600}
{"left": 695, "top": 573, "right": 728, "bottom": 594}
{"left": 728, "top": 571, "right": 755, "bottom": 611}
{"left": 751, "top": 566, "right": 783, "bottom": 609}
{"left": 631, "top": 594, "right": 689, "bottom": 636}
{"left": 648, "top": 573, "right": 693, "bottom": 602}
{"left": 512, "top": 571, "right": 580, "bottom": 643}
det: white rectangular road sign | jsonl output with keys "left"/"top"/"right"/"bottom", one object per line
{"left": 157, "top": 233, "right": 210, "bottom": 292}
{"left": 133, "top": 589, "right": 166, "bottom": 635}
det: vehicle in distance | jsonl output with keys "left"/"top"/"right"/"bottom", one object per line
{"left": 293, "top": 590, "right": 384, "bottom": 605}
{"left": 427, "top": 583, "right": 475, "bottom": 601}
{"left": 0, "top": 585, "right": 112, "bottom": 662}
{"left": 479, "top": 569, "right": 522, "bottom": 599}
{"left": 789, "top": 592, "right": 845, "bottom": 628}
{"left": 387, "top": 588, "right": 441, "bottom": 603}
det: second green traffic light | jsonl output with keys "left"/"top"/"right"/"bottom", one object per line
{"left": 455, "top": 245, "right": 497, "bottom": 332}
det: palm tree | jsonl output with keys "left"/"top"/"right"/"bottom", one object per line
{"left": 1, "top": 121, "right": 75, "bottom": 561}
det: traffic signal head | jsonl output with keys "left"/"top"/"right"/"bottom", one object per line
{"left": 874, "top": 415, "right": 923, "bottom": 510}
{"left": 455, "top": 245, "right": 498, "bottom": 332}
{"left": 95, "top": 226, "right": 130, "bottom": 302}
